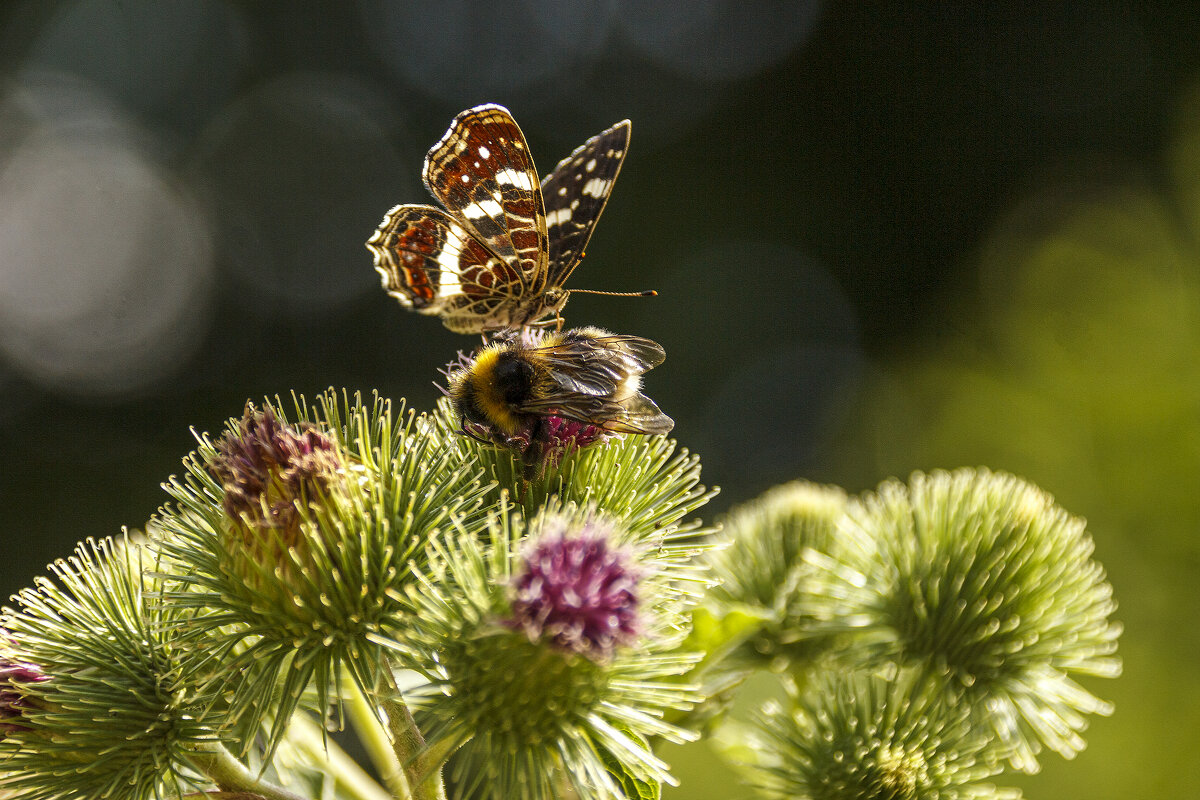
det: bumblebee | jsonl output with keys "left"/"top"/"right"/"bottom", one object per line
{"left": 446, "top": 326, "right": 673, "bottom": 469}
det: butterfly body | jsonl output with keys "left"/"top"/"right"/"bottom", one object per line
{"left": 367, "top": 104, "right": 631, "bottom": 334}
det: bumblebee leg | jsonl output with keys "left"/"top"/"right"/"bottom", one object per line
{"left": 521, "top": 417, "right": 548, "bottom": 481}
{"left": 458, "top": 419, "right": 491, "bottom": 445}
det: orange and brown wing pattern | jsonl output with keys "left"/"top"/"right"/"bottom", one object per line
{"left": 366, "top": 205, "right": 525, "bottom": 333}
{"left": 422, "top": 104, "right": 548, "bottom": 288}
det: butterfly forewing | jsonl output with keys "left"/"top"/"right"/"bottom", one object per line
{"left": 540, "top": 120, "right": 631, "bottom": 286}
{"left": 422, "top": 104, "right": 547, "bottom": 285}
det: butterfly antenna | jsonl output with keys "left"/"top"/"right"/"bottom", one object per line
{"left": 569, "top": 288, "right": 658, "bottom": 298}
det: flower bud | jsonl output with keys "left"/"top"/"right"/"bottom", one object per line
{"left": 805, "top": 468, "right": 1122, "bottom": 771}
{"left": 745, "top": 671, "right": 1019, "bottom": 800}
{"left": 207, "top": 404, "right": 342, "bottom": 554}
{"left": 705, "top": 481, "right": 848, "bottom": 667}
{"left": 0, "top": 539, "right": 218, "bottom": 800}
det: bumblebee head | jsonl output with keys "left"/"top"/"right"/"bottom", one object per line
{"left": 448, "top": 345, "right": 535, "bottom": 437}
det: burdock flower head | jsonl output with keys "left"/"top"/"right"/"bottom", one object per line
{"left": 207, "top": 403, "right": 343, "bottom": 553}
{"left": 154, "top": 391, "right": 488, "bottom": 752}
{"left": 703, "top": 481, "right": 848, "bottom": 668}
{"left": 398, "top": 504, "right": 703, "bottom": 800}
{"left": 540, "top": 415, "right": 610, "bottom": 460}
{"left": 0, "top": 539, "right": 220, "bottom": 800}
{"left": 742, "top": 671, "right": 1019, "bottom": 800}
{"left": 506, "top": 513, "right": 644, "bottom": 660}
{"left": 803, "top": 468, "right": 1122, "bottom": 772}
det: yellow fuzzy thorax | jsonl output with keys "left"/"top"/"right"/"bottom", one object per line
{"left": 461, "top": 345, "right": 523, "bottom": 435}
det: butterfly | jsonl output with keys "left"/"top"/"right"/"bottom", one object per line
{"left": 366, "top": 104, "right": 637, "bottom": 335}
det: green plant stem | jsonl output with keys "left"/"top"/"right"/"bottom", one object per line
{"left": 346, "top": 680, "right": 408, "bottom": 798}
{"left": 381, "top": 694, "right": 446, "bottom": 800}
{"left": 288, "top": 712, "right": 395, "bottom": 800}
{"left": 188, "top": 745, "right": 308, "bottom": 800}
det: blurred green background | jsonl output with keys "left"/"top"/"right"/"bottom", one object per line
{"left": 1, "top": 3, "right": 1196, "bottom": 797}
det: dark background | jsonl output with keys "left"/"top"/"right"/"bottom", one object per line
{"left": 1, "top": 3, "right": 1196, "bottom": 797}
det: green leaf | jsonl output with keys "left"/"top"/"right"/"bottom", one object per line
{"left": 596, "top": 728, "right": 662, "bottom": 800}
{"left": 686, "top": 605, "right": 770, "bottom": 657}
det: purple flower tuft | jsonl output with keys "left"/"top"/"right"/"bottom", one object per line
{"left": 0, "top": 656, "right": 47, "bottom": 733}
{"left": 507, "top": 518, "right": 644, "bottom": 659}
{"left": 207, "top": 405, "right": 342, "bottom": 542}
{"left": 542, "top": 416, "right": 610, "bottom": 456}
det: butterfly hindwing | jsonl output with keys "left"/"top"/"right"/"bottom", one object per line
{"left": 368, "top": 204, "right": 525, "bottom": 332}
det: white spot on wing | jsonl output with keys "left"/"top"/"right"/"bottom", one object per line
{"left": 495, "top": 168, "right": 535, "bottom": 190}
{"left": 436, "top": 227, "right": 465, "bottom": 295}
{"left": 585, "top": 158, "right": 597, "bottom": 172}
{"left": 546, "top": 207, "right": 572, "bottom": 228}
{"left": 582, "top": 177, "right": 610, "bottom": 198}
{"left": 479, "top": 145, "right": 490, "bottom": 159}
{"left": 464, "top": 198, "right": 504, "bottom": 219}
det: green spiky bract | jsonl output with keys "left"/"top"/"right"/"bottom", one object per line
{"left": 395, "top": 503, "right": 704, "bottom": 800}
{"left": 743, "top": 670, "right": 1020, "bottom": 800}
{"left": 152, "top": 390, "right": 490, "bottom": 755}
{"left": 434, "top": 398, "right": 718, "bottom": 543}
{"left": 703, "top": 481, "right": 849, "bottom": 669}
{"left": 803, "top": 468, "right": 1122, "bottom": 772}
{"left": 0, "top": 538, "right": 220, "bottom": 800}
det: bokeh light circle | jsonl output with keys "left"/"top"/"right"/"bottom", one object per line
{"left": 359, "top": 0, "right": 613, "bottom": 105}
{"left": 17, "top": 0, "right": 250, "bottom": 128}
{"left": 189, "top": 72, "right": 410, "bottom": 313}
{"left": 0, "top": 75, "right": 214, "bottom": 397}
{"left": 616, "top": 0, "right": 821, "bottom": 81}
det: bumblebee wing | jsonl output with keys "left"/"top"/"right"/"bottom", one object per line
{"left": 518, "top": 391, "right": 674, "bottom": 436}
{"left": 544, "top": 362, "right": 624, "bottom": 395}
{"left": 594, "top": 335, "right": 666, "bottom": 370}
{"left": 601, "top": 392, "right": 674, "bottom": 435}
{"left": 556, "top": 334, "right": 665, "bottom": 370}
{"left": 532, "top": 334, "right": 666, "bottom": 395}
